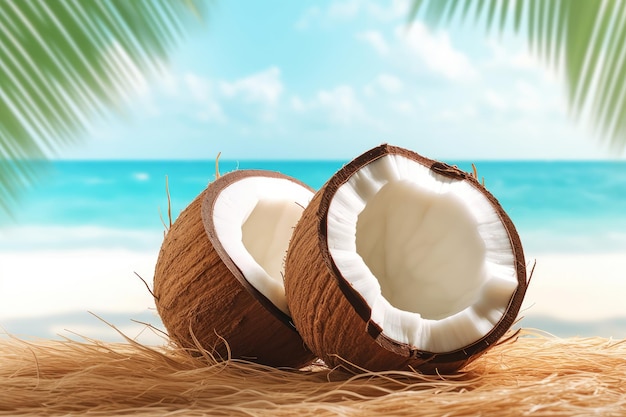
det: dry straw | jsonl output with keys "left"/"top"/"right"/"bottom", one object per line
{"left": 2, "top": 327, "right": 626, "bottom": 416}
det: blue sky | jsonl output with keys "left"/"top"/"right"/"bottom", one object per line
{"left": 61, "top": 0, "right": 624, "bottom": 161}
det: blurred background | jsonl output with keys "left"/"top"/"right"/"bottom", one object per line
{"left": 1, "top": 0, "right": 625, "bottom": 344}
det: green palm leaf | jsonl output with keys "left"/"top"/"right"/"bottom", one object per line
{"left": 0, "top": 0, "right": 208, "bottom": 218}
{"left": 410, "top": 0, "right": 626, "bottom": 151}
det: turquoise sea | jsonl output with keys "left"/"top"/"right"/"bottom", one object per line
{"left": 3, "top": 159, "right": 626, "bottom": 255}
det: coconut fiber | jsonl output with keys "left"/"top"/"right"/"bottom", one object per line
{"left": 1, "top": 328, "right": 625, "bottom": 416}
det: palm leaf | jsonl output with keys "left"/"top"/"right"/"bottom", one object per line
{"left": 410, "top": 0, "right": 626, "bottom": 151}
{"left": 0, "top": 0, "right": 208, "bottom": 218}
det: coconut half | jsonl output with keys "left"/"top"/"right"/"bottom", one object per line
{"left": 154, "top": 170, "right": 316, "bottom": 368}
{"left": 285, "top": 144, "right": 528, "bottom": 373}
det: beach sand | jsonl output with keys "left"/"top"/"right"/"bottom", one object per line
{"left": 0, "top": 249, "right": 158, "bottom": 319}
{"left": 523, "top": 251, "right": 626, "bottom": 322}
{"left": 1, "top": 249, "right": 626, "bottom": 340}
{"left": 0, "top": 249, "right": 163, "bottom": 344}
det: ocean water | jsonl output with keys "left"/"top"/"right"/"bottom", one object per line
{"left": 2, "top": 159, "right": 626, "bottom": 255}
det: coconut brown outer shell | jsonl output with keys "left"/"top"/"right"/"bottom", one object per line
{"left": 284, "top": 144, "right": 527, "bottom": 374}
{"left": 154, "top": 171, "right": 315, "bottom": 368}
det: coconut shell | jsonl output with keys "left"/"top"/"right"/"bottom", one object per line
{"left": 284, "top": 144, "right": 527, "bottom": 374}
{"left": 154, "top": 170, "right": 316, "bottom": 368}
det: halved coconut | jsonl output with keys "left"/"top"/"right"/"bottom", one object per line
{"left": 154, "top": 170, "right": 316, "bottom": 368}
{"left": 284, "top": 144, "right": 527, "bottom": 373}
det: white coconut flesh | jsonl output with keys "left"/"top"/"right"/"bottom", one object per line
{"left": 326, "top": 154, "right": 519, "bottom": 353}
{"left": 212, "top": 176, "right": 314, "bottom": 314}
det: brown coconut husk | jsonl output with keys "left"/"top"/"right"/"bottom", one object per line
{"left": 153, "top": 170, "right": 315, "bottom": 368}
{"left": 285, "top": 144, "right": 528, "bottom": 374}
{"left": 1, "top": 329, "right": 626, "bottom": 416}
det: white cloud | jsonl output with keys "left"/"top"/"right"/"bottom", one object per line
{"left": 356, "top": 30, "right": 389, "bottom": 55}
{"left": 318, "top": 85, "right": 364, "bottom": 125}
{"left": 152, "top": 66, "right": 180, "bottom": 97}
{"left": 364, "top": 0, "right": 411, "bottom": 21}
{"left": 437, "top": 105, "right": 477, "bottom": 122}
{"left": 390, "top": 99, "right": 415, "bottom": 114}
{"left": 295, "top": 6, "right": 321, "bottom": 30}
{"left": 146, "top": 68, "right": 284, "bottom": 124}
{"left": 514, "top": 80, "right": 544, "bottom": 112}
{"left": 399, "top": 22, "right": 478, "bottom": 82}
{"left": 377, "top": 73, "right": 404, "bottom": 93}
{"left": 486, "top": 39, "right": 539, "bottom": 71}
{"left": 297, "top": 0, "right": 411, "bottom": 28}
{"left": 290, "top": 96, "right": 306, "bottom": 112}
{"left": 184, "top": 73, "right": 213, "bottom": 102}
{"left": 363, "top": 73, "right": 404, "bottom": 97}
{"left": 482, "top": 81, "right": 557, "bottom": 115}
{"left": 183, "top": 73, "right": 226, "bottom": 123}
{"left": 484, "top": 89, "right": 509, "bottom": 111}
{"left": 220, "top": 67, "right": 283, "bottom": 106}
{"left": 510, "top": 50, "right": 541, "bottom": 71}
{"left": 328, "top": 0, "right": 361, "bottom": 19}
{"left": 484, "top": 38, "right": 562, "bottom": 85}
{"left": 475, "top": 38, "right": 569, "bottom": 123}
{"left": 292, "top": 85, "right": 365, "bottom": 126}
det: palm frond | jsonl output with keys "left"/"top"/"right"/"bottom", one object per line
{"left": 0, "top": 0, "right": 208, "bottom": 219}
{"left": 410, "top": 0, "right": 626, "bottom": 151}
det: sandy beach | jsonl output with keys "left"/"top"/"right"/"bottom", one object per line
{"left": 1, "top": 248, "right": 626, "bottom": 341}
{"left": 0, "top": 249, "right": 158, "bottom": 319}
{"left": 0, "top": 249, "right": 164, "bottom": 344}
{"left": 523, "top": 252, "right": 626, "bottom": 322}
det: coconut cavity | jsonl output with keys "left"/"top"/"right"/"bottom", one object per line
{"left": 356, "top": 180, "right": 487, "bottom": 320}
{"left": 326, "top": 154, "right": 519, "bottom": 353}
{"left": 242, "top": 199, "right": 305, "bottom": 285}
{"left": 212, "top": 176, "right": 313, "bottom": 314}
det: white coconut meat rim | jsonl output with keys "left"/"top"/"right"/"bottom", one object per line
{"left": 212, "top": 175, "right": 314, "bottom": 314}
{"left": 326, "top": 154, "right": 519, "bottom": 353}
